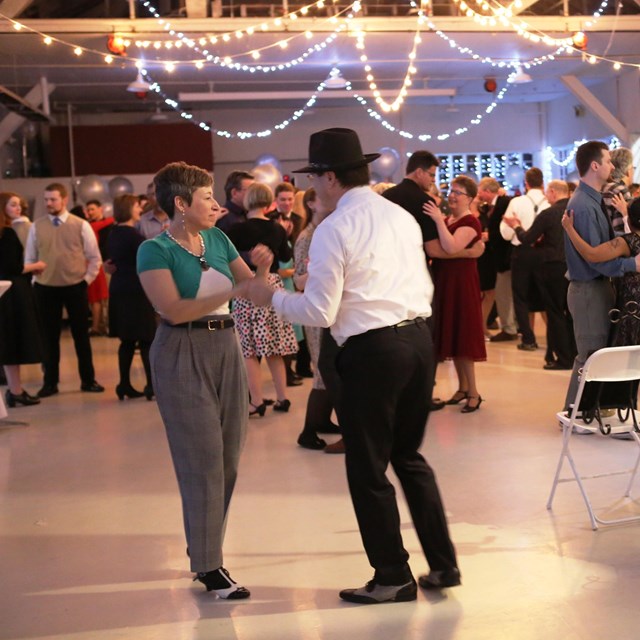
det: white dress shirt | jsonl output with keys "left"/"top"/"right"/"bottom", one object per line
{"left": 24, "top": 211, "right": 102, "bottom": 285}
{"left": 272, "top": 186, "right": 433, "bottom": 346}
{"left": 499, "top": 188, "right": 549, "bottom": 246}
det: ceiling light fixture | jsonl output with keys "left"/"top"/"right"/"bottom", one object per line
{"left": 508, "top": 66, "right": 532, "bottom": 84}
{"left": 127, "top": 72, "right": 152, "bottom": 97}
{"left": 324, "top": 67, "right": 348, "bottom": 89}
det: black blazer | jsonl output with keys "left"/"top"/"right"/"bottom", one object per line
{"left": 487, "top": 195, "right": 513, "bottom": 273}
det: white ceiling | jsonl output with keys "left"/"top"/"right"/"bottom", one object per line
{"left": 0, "top": 10, "right": 639, "bottom": 119}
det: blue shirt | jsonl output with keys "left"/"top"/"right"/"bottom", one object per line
{"left": 564, "top": 181, "right": 636, "bottom": 281}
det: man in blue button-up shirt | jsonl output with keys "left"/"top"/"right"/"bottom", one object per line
{"left": 563, "top": 141, "right": 640, "bottom": 412}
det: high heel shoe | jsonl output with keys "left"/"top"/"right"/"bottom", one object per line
{"left": 461, "top": 396, "right": 483, "bottom": 413}
{"left": 273, "top": 399, "right": 291, "bottom": 412}
{"left": 445, "top": 390, "right": 469, "bottom": 405}
{"left": 193, "top": 567, "right": 250, "bottom": 599}
{"left": 5, "top": 389, "right": 40, "bottom": 408}
{"left": 143, "top": 385, "right": 154, "bottom": 401}
{"left": 115, "top": 384, "right": 144, "bottom": 400}
{"left": 249, "top": 402, "right": 266, "bottom": 417}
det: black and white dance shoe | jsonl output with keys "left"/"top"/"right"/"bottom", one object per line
{"left": 339, "top": 576, "right": 417, "bottom": 604}
{"left": 193, "top": 567, "right": 250, "bottom": 599}
{"left": 418, "top": 567, "right": 461, "bottom": 590}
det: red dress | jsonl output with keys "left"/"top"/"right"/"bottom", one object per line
{"left": 431, "top": 214, "right": 487, "bottom": 362}
{"left": 87, "top": 218, "right": 113, "bottom": 304}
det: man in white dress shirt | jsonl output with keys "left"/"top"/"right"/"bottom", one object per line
{"left": 248, "top": 128, "right": 459, "bottom": 604}
{"left": 24, "top": 183, "right": 104, "bottom": 397}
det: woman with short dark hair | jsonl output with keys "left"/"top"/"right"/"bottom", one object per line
{"left": 137, "top": 162, "right": 268, "bottom": 598}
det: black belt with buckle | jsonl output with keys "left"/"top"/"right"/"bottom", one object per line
{"left": 344, "top": 317, "right": 427, "bottom": 346}
{"left": 166, "top": 318, "right": 235, "bottom": 331}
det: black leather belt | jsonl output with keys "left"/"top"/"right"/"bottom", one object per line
{"left": 345, "top": 317, "right": 427, "bottom": 345}
{"left": 166, "top": 318, "right": 235, "bottom": 331}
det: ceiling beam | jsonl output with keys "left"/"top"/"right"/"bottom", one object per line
{"left": 0, "top": 0, "right": 34, "bottom": 18}
{"left": 0, "top": 80, "right": 55, "bottom": 146}
{"left": 1, "top": 15, "right": 639, "bottom": 33}
{"left": 560, "top": 74, "right": 629, "bottom": 143}
{"left": 511, "top": 0, "right": 541, "bottom": 15}
{"left": 178, "top": 88, "right": 456, "bottom": 102}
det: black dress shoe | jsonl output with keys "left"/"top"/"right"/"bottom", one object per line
{"left": 37, "top": 385, "right": 59, "bottom": 398}
{"left": 543, "top": 361, "right": 572, "bottom": 370}
{"left": 5, "top": 389, "right": 41, "bottom": 407}
{"left": 286, "top": 377, "right": 303, "bottom": 387}
{"left": 418, "top": 567, "right": 461, "bottom": 590}
{"left": 430, "top": 398, "right": 446, "bottom": 411}
{"left": 517, "top": 342, "right": 538, "bottom": 351}
{"left": 273, "top": 399, "right": 291, "bottom": 412}
{"left": 490, "top": 331, "right": 518, "bottom": 342}
{"left": 339, "top": 577, "right": 417, "bottom": 604}
{"left": 297, "top": 432, "right": 327, "bottom": 450}
{"left": 193, "top": 567, "right": 250, "bottom": 599}
{"left": 316, "top": 422, "right": 341, "bottom": 434}
{"left": 81, "top": 381, "right": 105, "bottom": 393}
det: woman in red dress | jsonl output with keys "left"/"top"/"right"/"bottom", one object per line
{"left": 424, "top": 175, "right": 486, "bottom": 413}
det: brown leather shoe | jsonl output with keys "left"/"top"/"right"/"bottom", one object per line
{"left": 324, "top": 439, "right": 345, "bottom": 454}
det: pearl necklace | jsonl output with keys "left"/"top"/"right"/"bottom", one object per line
{"left": 165, "top": 229, "right": 210, "bottom": 271}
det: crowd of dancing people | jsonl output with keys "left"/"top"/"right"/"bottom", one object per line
{"left": 1, "top": 133, "right": 639, "bottom": 603}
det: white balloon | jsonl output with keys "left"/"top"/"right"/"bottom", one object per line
{"left": 371, "top": 147, "right": 401, "bottom": 181}
{"left": 251, "top": 162, "right": 283, "bottom": 190}
{"left": 77, "top": 175, "right": 108, "bottom": 203}
{"left": 108, "top": 176, "right": 134, "bottom": 199}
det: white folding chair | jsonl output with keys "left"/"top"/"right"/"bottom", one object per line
{"left": 547, "top": 345, "right": 640, "bottom": 530}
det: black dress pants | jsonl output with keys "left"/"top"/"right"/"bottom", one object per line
{"left": 511, "top": 246, "right": 545, "bottom": 345}
{"left": 541, "top": 261, "right": 576, "bottom": 366}
{"left": 334, "top": 321, "right": 457, "bottom": 579}
{"left": 34, "top": 282, "right": 96, "bottom": 386}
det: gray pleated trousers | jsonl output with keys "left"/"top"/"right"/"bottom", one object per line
{"left": 150, "top": 320, "right": 248, "bottom": 573}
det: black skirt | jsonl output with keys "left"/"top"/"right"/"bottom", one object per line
{"left": 109, "top": 292, "right": 157, "bottom": 342}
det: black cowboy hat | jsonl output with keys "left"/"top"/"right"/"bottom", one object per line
{"left": 292, "top": 128, "right": 380, "bottom": 174}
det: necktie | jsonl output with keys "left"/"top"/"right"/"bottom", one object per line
{"left": 53, "top": 217, "right": 62, "bottom": 227}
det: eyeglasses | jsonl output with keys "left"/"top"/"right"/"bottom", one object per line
{"left": 449, "top": 188, "right": 470, "bottom": 197}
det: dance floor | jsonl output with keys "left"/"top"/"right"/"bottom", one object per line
{"left": 2, "top": 330, "right": 640, "bottom": 640}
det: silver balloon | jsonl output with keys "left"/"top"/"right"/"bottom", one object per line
{"left": 505, "top": 165, "right": 525, "bottom": 187}
{"left": 108, "top": 176, "right": 134, "bottom": 199}
{"left": 102, "top": 202, "right": 114, "bottom": 219}
{"left": 371, "top": 147, "right": 401, "bottom": 181}
{"left": 566, "top": 170, "right": 579, "bottom": 184}
{"left": 255, "top": 154, "right": 282, "bottom": 172}
{"left": 77, "top": 175, "right": 108, "bottom": 203}
{"left": 251, "top": 162, "right": 283, "bottom": 190}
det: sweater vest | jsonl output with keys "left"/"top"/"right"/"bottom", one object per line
{"left": 35, "top": 215, "right": 87, "bottom": 286}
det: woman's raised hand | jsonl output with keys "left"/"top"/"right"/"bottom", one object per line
{"left": 423, "top": 200, "right": 444, "bottom": 222}
{"left": 249, "top": 244, "right": 274, "bottom": 276}
{"left": 561, "top": 210, "right": 574, "bottom": 230}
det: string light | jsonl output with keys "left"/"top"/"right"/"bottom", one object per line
{"left": 545, "top": 136, "right": 620, "bottom": 167}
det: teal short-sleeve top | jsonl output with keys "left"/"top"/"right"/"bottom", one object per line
{"left": 137, "top": 227, "right": 240, "bottom": 314}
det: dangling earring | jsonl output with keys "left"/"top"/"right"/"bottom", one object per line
{"left": 181, "top": 211, "right": 186, "bottom": 232}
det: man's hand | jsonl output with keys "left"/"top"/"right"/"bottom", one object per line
{"left": 246, "top": 277, "right": 275, "bottom": 306}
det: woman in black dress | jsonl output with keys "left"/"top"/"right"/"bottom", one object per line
{"left": 107, "top": 194, "right": 157, "bottom": 400}
{"left": 0, "top": 191, "right": 46, "bottom": 407}
{"left": 226, "top": 183, "right": 298, "bottom": 416}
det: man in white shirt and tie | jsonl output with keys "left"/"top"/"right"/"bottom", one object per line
{"left": 24, "top": 183, "right": 104, "bottom": 397}
{"left": 247, "top": 128, "right": 459, "bottom": 604}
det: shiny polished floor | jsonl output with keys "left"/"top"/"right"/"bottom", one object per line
{"left": 2, "top": 329, "right": 640, "bottom": 640}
